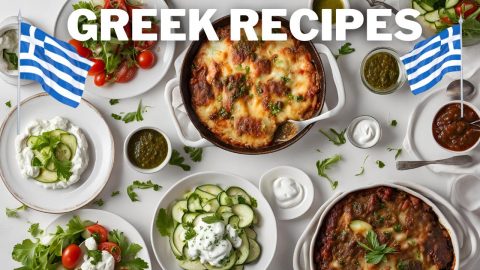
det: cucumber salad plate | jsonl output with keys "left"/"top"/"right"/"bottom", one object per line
{"left": 0, "top": 93, "right": 114, "bottom": 213}
{"left": 150, "top": 172, "right": 277, "bottom": 270}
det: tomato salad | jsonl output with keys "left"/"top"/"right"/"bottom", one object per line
{"left": 70, "top": 0, "right": 159, "bottom": 87}
{"left": 12, "top": 216, "right": 149, "bottom": 270}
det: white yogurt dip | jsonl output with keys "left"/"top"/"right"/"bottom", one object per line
{"left": 348, "top": 117, "right": 381, "bottom": 148}
{"left": 0, "top": 29, "right": 18, "bottom": 75}
{"left": 15, "top": 116, "right": 89, "bottom": 189}
{"left": 272, "top": 177, "right": 304, "bottom": 208}
{"left": 187, "top": 220, "right": 241, "bottom": 267}
{"left": 79, "top": 237, "right": 115, "bottom": 270}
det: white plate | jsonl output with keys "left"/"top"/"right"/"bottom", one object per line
{"left": 259, "top": 166, "right": 314, "bottom": 220}
{"left": 150, "top": 171, "right": 277, "bottom": 270}
{"left": 0, "top": 93, "right": 114, "bottom": 213}
{"left": 403, "top": 72, "right": 480, "bottom": 175}
{"left": 45, "top": 209, "right": 151, "bottom": 269}
{"left": 54, "top": 0, "right": 175, "bottom": 99}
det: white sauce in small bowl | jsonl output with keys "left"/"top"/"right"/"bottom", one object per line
{"left": 347, "top": 116, "right": 381, "bottom": 148}
{"left": 0, "top": 29, "right": 18, "bottom": 76}
{"left": 272, "top": 177, "right": 304, "bottom": 209}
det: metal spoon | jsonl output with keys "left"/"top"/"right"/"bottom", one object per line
{"left": 446, "top": 79, "right": 476, "bottom": 100}
{"left": 396, "top": 155, "right": 473, "bottom": 170}
{"left": 365, "top": 0, "right": 399, "bottom": 14}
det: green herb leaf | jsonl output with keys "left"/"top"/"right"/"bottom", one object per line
{"left": 87, "top": 250, "right": 103, "bottom": 265}
{"left": 316, "top": 154, "right": 342, "bottom": 190}
{"left": 202, "top": 213, "right": 224, "bottom": 224}
{"left": 111, "top": 191, "right": 120, "bottom": 197}
{"left": 390, "top": 120, "right": 398, "bottom": 127}
{"left": 92, "top": 199, "right": 104, "bottom": 207}
{"left": 169, "top": 149, "right": 191, "bottom": 171}
{"left": 335, "top": 42, "right": 355, "bottom": 59}
{"left": 184, "top": 146, "right": 203, "bottom": 162}
{"left": 376, "top": 160, "right": 386, "bottom": 169}
{"left": 112, "top": 100, "right": 149, "bottom": 124}
{"left": 108, "top": 229, "right": 149, "bottom": 269}
{"left": 111, "top": 113, "right": 122, "bottom": 120}
{"left": 184, "top": 227, "right": 197, "bottom": 240}
{"left": 127, "top": 180, "right": 161, "bottom": 202}
{"left": 5, "top": 100, "right": 11, "bottom": 108}
{"left": 109, "top": 99, "right": 119, "bottom": 105}
{"left": 3, "top": 49, "right": 18, "bottom": 70}
{"left": 387, "top": 147, "right": 402, "bottom": 160}
{"left": 156, "top": 208, "right": 174, "bottom": 237}
{"left": 393, "top": 224, "right": 402, "bottom": 232}
{"left": 319, "top": 128, "right": 346, "bottom": 146}
{"left": 355, "top": 155, "right": 369, "bottom": 176}
{"left": 6, "top": 204, "right": 27, "bottom": 218}
{"left": 28, "top": 223, "right": 43, "bottom": 238}
{"left": 268, "top": 101, "right": 283, "bottom": 115}
{"left": 357, "top": 230, "right": 396, "bottom": 265}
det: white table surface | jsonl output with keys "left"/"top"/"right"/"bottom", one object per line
{"left": 1, "top": 0, "right": 479, "bottom": 269}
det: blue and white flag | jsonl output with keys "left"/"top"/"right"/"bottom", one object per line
{"left": 19, "top": 22, "right": 93, "bottom": 108}
{"left": 400, "top": 25, "right": 462, "bottom": 95}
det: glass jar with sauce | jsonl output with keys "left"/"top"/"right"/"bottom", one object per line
{"left": 309, "top": 0, "right": 350, "bottom": 27}
{"left": 361, "top": 47, "right": 406, "bottom": 95}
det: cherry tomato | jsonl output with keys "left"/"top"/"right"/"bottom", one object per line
{"left": 68, "top": 39, "right": 92, "bottom": 59}
{"left": 440, "top": 16, "right": 454, "bottom": 24}
{"left": 134, "top": 24, "right": 159, "bottom": 51}
{"left": 88, "top": 59, "right": 106, "bottom": 76}
{"left": 62, "top": 244, "right": 82, "bottom": 269}
{"left": 94, "top": 72, "right": 107, "bottom": 87}
{"left": 455, "top": 0, "right": 479, "bottom": 18}
{"left": 98, "top": 242, "right": 122, "bottom": 263}
{"left": 115, "top": 61, "right": 138, "bottom": 83}
{"left": 136, "top": 50, "right": 155, "bottom": 69}
{"left": 86, "top": 224, "right": 109, "bottom": 242}
{"left": 104, "top": 0, "right": 127, "bottom": 10}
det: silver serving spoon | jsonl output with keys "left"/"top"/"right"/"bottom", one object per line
{"left": 365, "top": 0, "right": 399, "bottom": 14}
{"left": 446, "top": 79, "right": 476, "bottom": 100}
{"left": 396, "top": 155, "right": 473, "bottom": 170}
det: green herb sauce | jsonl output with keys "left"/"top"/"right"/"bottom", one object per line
{"left": 363, "top": 52, "right": 400, "bottom": 91}
{"left": 127, "top": 129, "right": 168, "bottom": 169}
{"left": 312, "top": 0, "right": 345, "bottom": 24}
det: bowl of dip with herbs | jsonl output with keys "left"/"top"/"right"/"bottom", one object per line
{"left": 124, "top": 127, "right": 171, "bottom": 173}
{"left": 361, "top": 47, "right": 406, "bottom": 95}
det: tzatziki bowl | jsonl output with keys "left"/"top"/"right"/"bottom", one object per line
{"left": 150, "top": 171, "right": 277, "bottom": 270}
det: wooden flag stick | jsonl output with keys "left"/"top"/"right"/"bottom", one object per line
{"left": 16, "top": 10, "right": 21, "bottom": 135}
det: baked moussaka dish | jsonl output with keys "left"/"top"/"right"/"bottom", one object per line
{"left": 314, "top": 187, "right": 454, "bottom": 270}
{"left": 189, "top": 23, "right": 322, "bottom": 148}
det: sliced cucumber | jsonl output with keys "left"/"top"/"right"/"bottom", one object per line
{"left": 419, "top": 1, "right": 434, "bottom": 11}
{"left": 349, "top": 220, "right": 373, "bottom": 237}
{"left": 49, "top": 129, "right": 68, "bottom": 138}
{"left": 188, "top": 194, "right": 203, "bottom": 212}
{"left": 170, "top": 233, "right": 182, "bottom": 257}
{"left": 26, "top": 136, "right": 40, "bottom": 148}
{"left": 182, "top": 213, "right": 200, "bottom": 224}
{"left": 235, "top": 233, "right": 250, "bottom": 265}
{"left": 218, "top": 192, "right": 233, "bottom": 206}
{"left": 46, "top": 161, "right": 55, "bottom": 171}
{"left": 445, "top": 0, "right": 460, "bottom": 8}
{"left": 202, "top": 198, "right": 220, "bottom": 212}
{"left": 173, "top": 224, "right": 187, "bottom": 254}
{"left": 198, "top": 184, "right": 223, "bottom": 196}
{"left": 245, "top": 238, "right": 261, "bottom": 263}
{"left": 60, "top": 134, "right": 77, "bottom": 157}
{"left": 412, "top": 1, "right": 427, "bottom": 15}
{"left": 55, "top": 143, "right": 72, "bottom": 161}
{"left": 232, "top": 204, "right": 254, "bottom": 228}
{"left": 226, "top": 187, "right": 252, "bottom": 205}
{"left": 228, "top": 215, "right": 240, "bottom": 228}
{"left": 232, "top": 266, "right": 244, "bottom": 270}
{"left": 216, "top": 206, "right": 232, "bottom": 214}
{"left": 204, "top": 252, "right": 237, "bottom": 270}
{"left": 172, "top": 200, "right": 188, "bottom": 223}
{"left": 178, "top": 259, "right": 206, "bottom": 270}
{"left": 221, "top": 212, "right": 235, "bottom": 224}
{"left": 194, "top": 188, "right": 217, "bottom": 202}
{"left": 35, "top": 169, "right": 58, "bottom": 183}
{"left": 193, "top": 213, "right": 215, "bottom": 226}
{"left": 244, "top": 228, "right": 257, "bottom": 240}
{"left": 425, "top": 10, "right": 440, "bottom": 22}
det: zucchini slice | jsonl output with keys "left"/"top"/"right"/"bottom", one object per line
{"left": 173, "top": 224, "right": 187, "bottom": 254}
{"left": 412, "top": 1, "right": 427, "bottom": 15}
{"left": 218, "top": 192, "right": 233, "bottom": 206}
{"left": 419, "top": 1, "right": 434, "bottom": 11}
{"left": 245, "top": 238, "right": 261, "bottom": 263}
{"left": 445, "top": 0, "right": 460, "bottom": 8}
{"left": 244, "top": 227, "right": 257, "bottom": 240}
{"left": 55, "top": 143, "right": 72, "bottom": 161}
{"left": 232, "top": 204, "right": 254, "bottom": 228}
{"left": 60, "top": 134, "right": 77, "bottom": 157}
{"left": 182, "top": 212, "right": 200, "bottom": 224}
{"left": 188, "top": 194, "right": 203, "bottom": 212}
{"left": 235, "top": 233, "right": 250, "bottom": 265}
{"left": 198, "top": 184, "right": 223, "bottom": 196}
{"left": 35, "top": 169, "right": 59, "bottom": 183}
{"left": 424, "top": 10, "right": 440, "bottom": 23}
{"left": 202, "top": 198, "right": 220, "bottom": 212}
{"left": 194, "top": 188, "right": 216, "bottom": 202}
{"left": 226, "top": 187, "right": 252, "bottom": 205}
{"left": 172, "top": 200, "right": 188, "bottom": 223}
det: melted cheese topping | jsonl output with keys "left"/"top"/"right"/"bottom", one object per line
{"left": 190, "top": 24, "right": 321, "bottom": 148}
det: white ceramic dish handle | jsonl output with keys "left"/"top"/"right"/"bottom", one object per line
{"left": 295, "top": 43, "right": 346, "bottom": 126}
{"left": 164, "top": 78, "right": 213, "bottom": 148}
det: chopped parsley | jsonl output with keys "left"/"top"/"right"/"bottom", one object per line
{"left": 355, "top": 155, "right": 369, "bottom": 176}
{"left": 5, "top": 100, "right": 11, "bottom": 108}
{"left": 126, "top": 180, "right": 161, "bottom": 202}
{"left": 335, "top": 42, "right": 355, "bottom": 59}
{"left": 319, "top": 128, "right": 347, "bottom": 146}
{"left": 390, "top": 119, "right": 398, "bottom": 127}
{"left": 109, "top": 99, "right": 119, "bottom": 105}
{"left": 87, "top": 250, "right": 102, "bottom": 265}
{"left": 387, "top": 147, "right": 402, "bottom": 160}
{"left": 202, "top": 213, "right": 224, "bottom": 224}
{"left": 111, "top": 100, "right": 149, "bottom": 123}
{"left": 357, "top": 230, "right": 396, "bottom": 264}
{"left": 27, "top": 223, "right": 43, "bottom": 237}
{"left": 316, "top": 154, "right": 342, "bottom": 190}
{"left": 111, "top": 191, "right": 120, "bottom": 197}
{"left": 92, "top": 199, "right": 104, "bottom": 207}
{"left": 184, "top": 146, "right": 203, "bottom": 162}
{"left": 268, "top": 101, "right": 283, "bottom": 115}
{"left": 376, "top": 160, "right": 386, "bottom": 169}
{"left": 281, "top": 75, "right": 291, "bottom": 84}
{"left": 169, "top": 149, "right": 191, "bottom": 171}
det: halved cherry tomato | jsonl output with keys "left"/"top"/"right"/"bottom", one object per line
{"left": 62, "top": 244, "right": 82, "bottom": 269}
{"left": 98, "top": 242, "right": 122, "bottom": 263}
{"left": 94, "top": 72, "right": 107, "bottom": 87}
{"left": 88, "top": 59, "right": 106, "bottom": 76}
{"left": 115, "top": 61, "right": 138, "bottom": 83}
{"left": 136, "top": 50, "right": 155, "bottom": 69}
{"left": 104, "top": 0, "right": 127, "bottom": 10}
{"left": 455, "top": 0, "right": 479, "bottom": 18}
{"left": 86, "top": 224, "right": 109, "bottom": 242}
{"left": 134, "top": 24, "right": 159, "bottom": 51}
{"left": 69, "top": 39, "right": 92, "bottom": 59}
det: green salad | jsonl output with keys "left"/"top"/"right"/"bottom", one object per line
{"left": 156, "top": 184, "right": 261, "bottom": 270}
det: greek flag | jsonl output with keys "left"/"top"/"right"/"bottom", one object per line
{"left": 400, "top": 25, "right": 462, "bottom": 95}
{"left": 19, "top": 22, "right": 93, "bottom": 108}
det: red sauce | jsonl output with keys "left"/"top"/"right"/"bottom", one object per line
{"left": 432, "top": 103, "right": 480, "bottom": 152}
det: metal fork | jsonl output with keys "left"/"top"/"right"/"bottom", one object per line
{"left": 365, "top": 0, "right": 399, "bottom": 14}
